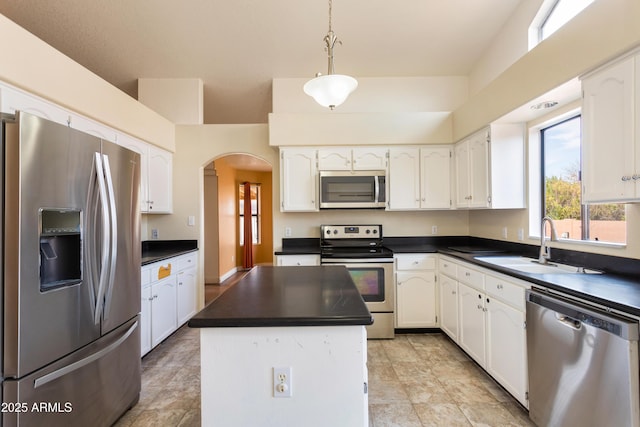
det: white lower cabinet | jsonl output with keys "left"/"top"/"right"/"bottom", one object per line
{"left": 151, "top": 276, "right": 178, "bottom": 348}
{"left": 395, "top": 254, "right": 438, "bottom": 328}
{"left": 485, "top": 295, "right": 528, "bottom": 405}
{"left": 140, "top": 251, "right": 199, "bottom": 357}
{"left": 438, "top": 258, "right": 458, "bottom": 340}
{"left": 458, "top": 281, "right": 487, "bottom": 366}
{"left": 438, "top": 255, "right": 529, "bottom": 408}
{"left": 176, "top": 254, "right": 198, "bottom": 326}
{"left": 140, "top": 284, "right": 153, "bottom": 357}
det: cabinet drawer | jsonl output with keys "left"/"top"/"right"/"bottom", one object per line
{"left": 457, "top": 265, "right": 484, "bottom": 290}
{"left": 438, "top": 258, "right": 457, "bottom": 277}
{"left": 151, "top": 261, "right": 173, "bottom": 281}
{"left": 485, "top": 274, "right": 525, "bottom": 310}
{"left": 395, "top": 254, "right": 436, "bottom": 270}
{"left": 177, "top": 253, "right": 197, "bottom": 271}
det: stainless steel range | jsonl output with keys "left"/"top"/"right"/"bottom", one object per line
{"left": 320, "top": 224, "right": 394, "bottom": 339}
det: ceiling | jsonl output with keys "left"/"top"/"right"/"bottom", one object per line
{"left": 0, "top": 0, "right": 524, "bottom": 125}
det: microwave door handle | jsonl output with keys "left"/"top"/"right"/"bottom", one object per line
{"left": 374, "top": 176, "right": 380, "bottom": 203}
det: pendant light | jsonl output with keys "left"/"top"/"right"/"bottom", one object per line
{"left": 303, "top": 0, "right": 357, "bottom": 110}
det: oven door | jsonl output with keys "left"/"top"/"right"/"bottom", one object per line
{"left": 320, "top": 259, "right": 394, "bottom": 313}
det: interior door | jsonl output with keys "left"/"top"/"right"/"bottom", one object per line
{"left": 4, "top": 112, "right": 101, "bottom": 378}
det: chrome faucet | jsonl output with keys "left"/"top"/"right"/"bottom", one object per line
{"left": 539, "top": 216, "right": 558, "bottom": 264}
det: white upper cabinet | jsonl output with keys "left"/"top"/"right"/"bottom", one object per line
{"left": 582, "top": 53, "right": 640, "bottom": 203}
{"left": 454, "top": 124, "right": 524, "bottom": 209}
{"left": 280, "top": 147, "right": 318, "bottom": 212}
{"left": 318, "top": 147, "right": 387, "bottom": 171}
{"left": 120, "top": 135, "right": 173, "bottom": 214}
{"left": 147, "top": 145, "right": 173, "bottom": 213}
{"left": 388, "top": 146, "right": 451, "bottom": 210}
{"left": 388, "top": 147, "right": 421, "bottom": 210}
{"left": 421, "top": 146, "right": 452, "bottom": 209}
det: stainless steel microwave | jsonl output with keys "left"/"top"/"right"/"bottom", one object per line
{"left": 319, "top": 170, "right": 386, "bottom": 209}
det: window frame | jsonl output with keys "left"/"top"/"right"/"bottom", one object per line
{"left": 239, "top": 183, "right": 261, "bottom": 246}
{"left": 528, "top": 110, "right": 627, "bottom": 248}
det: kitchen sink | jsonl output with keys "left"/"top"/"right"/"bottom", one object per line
{"left": 474, "top": 256, "right": 602, "bottom": 275}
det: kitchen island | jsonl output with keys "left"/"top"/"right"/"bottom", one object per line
{"left": 188, "top": 265, "right": 373, "bottom": 427}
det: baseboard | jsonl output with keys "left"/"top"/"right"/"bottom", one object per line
{"left": 218, "top": 267, "right": 238, "bottom": 283}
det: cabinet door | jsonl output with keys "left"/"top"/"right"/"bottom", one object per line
{"left": 388, "top": 147, "right": 421, "bottom": 210}
{"left": 439, "top": 274, "right": 458, "bottom": 341}
{"left": 582, "top": 56, "right": 637, "bottom": 202}
{"left": 147, "top": 146, "right": 173, "bottom": 213}
{"left": 177, "top": 267, "right": 198, "bottom": 326}
{"left": 280, "top": 148, "right": 318, "bottom": 211}
{"left": 120, "top": 136, "right": 150, "bottom": 213}
{"left": 396, "top": 271, "right": 437, "bottom": 328}
{"left": 151, "top": 277, "right": 178, "bottom": 348}
{"left": 140, "top": 285, "right": 152, "bottom": 357}
{"left": 318, "top": 148, "right": 351, "bottom": 170}
{"left": 454, "top": 141, "right": 471, "bottom": 207}
{"left": 468, "top": 132, "right": 490, "bottom": 208}
{"left": 486, "top": 296, "right": 528, "bottom": 407}
{"left": 458, "top": 282, "right": 486, "bottom": 366}
{"left": 352, "top": 147, "right": 388, "bottom": 170}
{"left": 420, "top": 146, "right": 451, "bottom": 208}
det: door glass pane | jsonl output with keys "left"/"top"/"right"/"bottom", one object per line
{"left": 348, "top": 268, "right": 384, "bottom": 302}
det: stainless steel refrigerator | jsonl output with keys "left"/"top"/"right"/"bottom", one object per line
{"left": 1, "top": 112, "right": 141, "bottom": 426}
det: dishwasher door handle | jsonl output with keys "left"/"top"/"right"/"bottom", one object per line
{"left": 556, "top": 313, "right": 582, "bottom": 331}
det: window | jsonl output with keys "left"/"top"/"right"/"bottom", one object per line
{"left": 529, "top": 0, "right": 595, "bottom": 49}
{"left": 541, "top": 115, "right": 626, "bottom": 244}
{"left": 239, "top": 184, "right": 260, "bottom": 245}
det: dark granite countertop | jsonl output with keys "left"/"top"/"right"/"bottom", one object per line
{"left": 141, "top": 240, "right": 198, "bottom": 265}
{"left": 276, "top": 236, "right": 640, "bottom": 317}
{"left": 274, "top": 238, "right": 321, "bottom": 255}
{"left": 188, "top": 265, "right": 373, "bottom": 328}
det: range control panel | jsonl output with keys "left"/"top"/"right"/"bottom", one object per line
{"left": 321, "top": 224, "right": 382, "bottom": 239}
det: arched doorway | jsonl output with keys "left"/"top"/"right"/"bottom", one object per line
{"left": 203, "top": 153, "right": 273, "bottom": 286}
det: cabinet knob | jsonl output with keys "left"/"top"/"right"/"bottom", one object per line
{"left": 633, "top": 174, "right": 640, "bottom": 180}
{"left": 452, "top": 291, "right": 456, "bottom": 295}
{"left": 622, "top": 175, "right": 632, "bottom": 182}
{"left": 497, "top": 284, "right": 503, "bottom": 290}
{"left": 466, "top": 272, "right": 471, "bottom": 277}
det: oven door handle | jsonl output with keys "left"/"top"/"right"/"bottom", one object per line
{"left": 321, "top": 258, "right": 394, "bottom": 264}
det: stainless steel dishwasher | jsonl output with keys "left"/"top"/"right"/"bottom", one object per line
{"left": 526, "top": 289, "right": 640, "bottom": 427}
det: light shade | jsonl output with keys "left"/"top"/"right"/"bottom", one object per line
{"left": 303, "top": 74, "right": 358, "bottom": 109}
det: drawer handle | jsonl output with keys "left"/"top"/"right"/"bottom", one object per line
{"left": 466, "top": 272, "right": 471, "bottom": 277}
{"left": 497, "top": 284, "right": 503, "bottom": 290}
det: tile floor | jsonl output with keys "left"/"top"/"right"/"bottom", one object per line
{"left": 114, "top": 281, "right": 534, "bottom": 427}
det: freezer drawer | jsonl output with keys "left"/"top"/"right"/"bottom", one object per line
{"left": 2, "top": 317, "right": 140, "bottom": 427}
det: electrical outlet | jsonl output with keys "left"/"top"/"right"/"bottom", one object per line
{"left": 151, "top": 229, "right": 159, "bottom": 239}
{"left": 502, "top": 227, "right": 508, "bottom": 239}
{"left": 273, "top": 367, "right": 292, "bottom": 398}
{"left": 187, "top": 215, "right": 195, "bottom": 226}
{"left": 517, "top": 228, "right": 525, "bottom": 241}
{"left": 431, "top": 225, "right": 438, "bottom": 235}
{"left": 285, "top": 227, "right": 292, "bottom": 237}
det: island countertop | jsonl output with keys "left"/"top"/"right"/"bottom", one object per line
{"left": 188, "top": 265, "right": 374, "bottom": 328}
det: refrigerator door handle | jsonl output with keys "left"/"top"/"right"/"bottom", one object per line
{"left": 86, "top": 155, "right": 99, "bottom": 320}
{"left": 101, "top": 154, "right": 118, "bottom": 321}
{"left": 93, "top": 152, "right": 111, "bottom": 325}
{"left": 33, "top": 321, "right": 138, "bottom": 389}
